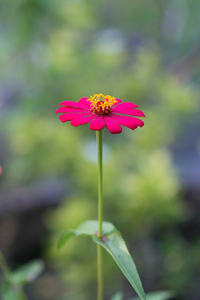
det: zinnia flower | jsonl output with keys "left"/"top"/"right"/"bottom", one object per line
{"left": 56, "top": 93, "right": 145, "bottom": 134}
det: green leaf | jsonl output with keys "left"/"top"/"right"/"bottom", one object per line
{"left": 110, "top": 291, "right": 124, "bottom": 300}
{"left": 58, "top": 231, "right": 77, "bottom": 249}
{"left": 93, "top": 232, "right": 146, "bottom": 300}
{"left": 9, "top": 260, "right": 44, "bottom": 285}
{"left": 130, "top": 290, "right": 174, "bottom": 300}
{"left": 1, "top": 282, "right": 26, "bottom": 300}
{"left": 58, "top": 220, "right": 146, "bottom": 300}
{"left": 58, "top": 220, "right": 115, "bottom": 249}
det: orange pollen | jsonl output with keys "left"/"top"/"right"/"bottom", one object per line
{"left": 87, "top": 93, "right": 117, "bottom": 116}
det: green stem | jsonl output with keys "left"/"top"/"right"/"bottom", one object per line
{"left": 0, "top": 250, "right": 28, "bottom": 300}
{"left": 16, "top": 287, "right": 29, "bottom": 300}
{"left": 0, "top": 250, "right": 10, "bottom": 278}
{"left": 97, "top": 244, "right": 103, "bottom": 300}
{"left": 96, "top": 130, "right": 103, "bottom": 300}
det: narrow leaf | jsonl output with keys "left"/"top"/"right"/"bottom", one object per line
{"left": 93, "top": 230, "right": 146, "bottom": 300}
{"left": 58, "top": 220, "right": 115, "bottom": 249}
{"left": 58, "top": 220, "right": 146, "bottom": 300}
{"left": 58, "top": 231, "right": 76, "bottom": 249}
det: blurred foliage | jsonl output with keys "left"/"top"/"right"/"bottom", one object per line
{"left": 0, "top": 0, "right": 200, "bottom": 300}
{"left": 0, "top": 253, "right": 44, "bottom": 300}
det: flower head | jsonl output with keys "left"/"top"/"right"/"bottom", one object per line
{"left": 56, "top": 93, "right": 145, "bottom": 134}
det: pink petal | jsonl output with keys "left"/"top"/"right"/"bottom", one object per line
{"left": 112, "top": 107, "right": 145, "bottom": 117}
{"left": 110, "top": 114, "right": 144, "bottom": 129}
{"left": 59, "top": 112, "right": 91, "bottom": 122}
{"left": 89, "top": 116, "right": 105, "bottom": 131}
{"left": 70, "top": 115, "right": 95, "bottom": 127}
{"left": 111, "top": 98, "right": 122, "bottom": 107}
{"left": 58, "top": 101, "right": 88, "bottom": 110}
{"left": 56, "top": 107, "right": 89, "bottom": 113}
{"left": 112, "top": 102, "right": 139, "bottom": 109}
{"left": 104, "top": 116, "right": 122, "bottom": 134}
{"left": 78, "top": 97, "right": 92, "bottom": 109}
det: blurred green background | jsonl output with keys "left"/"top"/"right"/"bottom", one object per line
{"left": 0, "top": 0, "right": 200, "bottom": 299}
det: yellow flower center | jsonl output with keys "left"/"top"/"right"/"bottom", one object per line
{"left": 87, "top": 93, "right": 117, "bottom": 116}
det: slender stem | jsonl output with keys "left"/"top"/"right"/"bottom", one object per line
{"left": 0, "top": 250, "right": 28, "bottom": 300}
{"left": 97, "top": 130, "right": 103, "bottom": 237}
{"left": 97, "top": 244, "right": 103, "bottom": 300}
{"left": 0, "top": 250, "right": 10, "bottom": 278}
{"left": 17, "top": 287, "right": 29, "bottom": 300}
{"left": 96, "top": 130, "right": 103, "bottom": 300}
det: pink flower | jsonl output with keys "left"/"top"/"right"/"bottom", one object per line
{"left": 56, "top": 93, "right": 145, "bottom": 134}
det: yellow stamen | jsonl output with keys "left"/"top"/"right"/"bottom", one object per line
{"left": 87, "top": 93, "right": 117, "bottom": 110}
